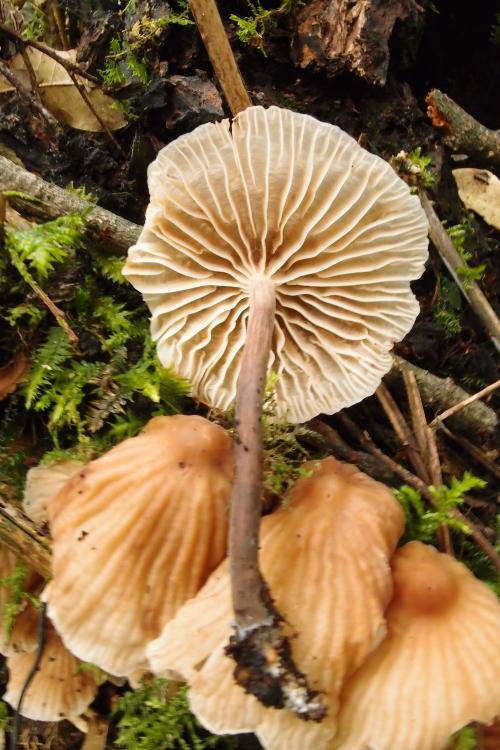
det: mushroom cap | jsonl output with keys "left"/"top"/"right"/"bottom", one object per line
{"left": 4, "top": 620, "right": 98, "bottom": 722}
{"left": 124, "top": 105, "right": 428, "bottom": 423}
{"left": 23, "top": 459, "right": 85, "bottom": 526}
{"left": 333, "top": 541, "right": 500, "bottom": 750}
{"left": 43, "top": 415, "right": 233, "bottom": 681}
{"left": 147, "top": 457, "right": 405, "bottom": 750}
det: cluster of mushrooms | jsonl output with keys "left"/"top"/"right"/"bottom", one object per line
{"left": 3, "top": 106, "right": 500, "bottom": 748}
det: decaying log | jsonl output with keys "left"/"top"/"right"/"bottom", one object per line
{"left": 293, "top": 0, "right": 422, "bottom": 85}
{"left": 426, "top": 89, "right": 500, "bottom": 166}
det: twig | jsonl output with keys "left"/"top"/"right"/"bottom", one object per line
{"left": 426, "top": 89, "right": 500, "bottom": 166}
{"left": 65, "top": 68, "right": 127, "bottom": 159}
{"left": 188, "top": 0, "right": 252, "bottom": 116}
{"left": 375, "top": 382, "right": 429, "bottom": 481}
{"left": 403, "top": 372, "right": 452, "bottom": 554}
{"left": 439, "top": 425, "right": 500, "bottom": 482}
{"left": 0, "top": 154, "right": 141, "bottom": 254}
{"left": 390, "top": 357, "right": 498, "bottom": 435}
{"left": 420, "top": 191, "right": 500, "bottom": 353}
{"left": 0, "top": 23, "right": 100, "bottom": 84}
{"left": 0, "top": 58, "right": 58, "bottom": 130}
{"left": 429, "top": 378, "right": 500, "bottom": 428}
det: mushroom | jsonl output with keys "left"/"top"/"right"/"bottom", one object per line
{"left": 333, "top": 541, "right": 500, "bottom": 750}
{"left": 124, "top": 105, "right": 428, "bottom": 709}
{"left": 42, "top": 414, "right": 233, "bottom": 682}
{"left": 147, "top": 457, "right": 405, "bottom": 750}
{"left": 4, "top": 620, "right": 98, "bottom": 723}
{"left": 23, "top": 459, "right": 85, "bottom": 526}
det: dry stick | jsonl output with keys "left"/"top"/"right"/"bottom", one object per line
{"left": 420, "top": 191, "right": 500, "bottom": 354}
{"left": 65, "top": 68, "right": 127, "bottom": 159}
{"left": 188, "top": 0, "right": 252, "bottom": 116}
{"left": 390, "top": 356, "right": 497, "bottom": 435}
{"left": 0, "top": 155, "right": 141, "bottom": 254}
{"left": 440, "top": 424, "right": 500, "bottom": 482}
{"left": 375, "top": 382, "right": 430, "bottom": 481}
{"left": 227, "top": 277, "right": 324, "bottom": 719}
{"left": 0, "top": 23, "right": 100, "bottom": 84}
{"left": 0, "top": 58, "right": 58, "bottom": 130}
{"left": 403, "top": 371, "right": 452, "bottom": 555}
{"left": 337, "top": 413, "right": 500, "bottom": 572}
{"left": 426, "top": 88, "right": 500, "bottom": 166}
{"left": 429, "top": 378, "right": 500, "bottom": 428}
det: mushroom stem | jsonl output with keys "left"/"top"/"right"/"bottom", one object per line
{"left": 228, "top": 277, "right": 326, "bottom": 720}
{"left": 230, "top": 275, "right": 276, "bottom": 629}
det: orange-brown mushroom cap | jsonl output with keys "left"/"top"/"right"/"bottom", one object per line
{"left": 333, "top": 542, "right": 500, "bottom": 750}
{"left": 43, "top": 415, "right": 233, "bottom": 682}
{"left": 23, "top": 459, "right": 85, "bottom": 526}
{"left": 147, "top": 457, "right": 405, "bottom": 750}
{"left": 4, "top": 621, "right": 98, "bottom": 722}
{"left": 124, "top": 105, "right": 428, "bottom": 423}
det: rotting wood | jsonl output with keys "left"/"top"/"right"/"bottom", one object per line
{"left": 429, "top": 378, "right": 500, "bottom": 429}
{"left": 188, "top": 0, "right": 252, "bottom": 116}
{"left": 420, "top": 191, "right": 500, "bottom": 354}
{"left": 426, "top": 89, "right": 500, "bottom": 166}
{"left": 0, "top": 499, "right": 51, "bottom": 578}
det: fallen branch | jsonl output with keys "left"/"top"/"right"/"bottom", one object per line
{"left": 420, "top": 191, "right": 500, "bottom": 354}
{"left": 429, "top": 378, "right": 500, "bottom": 429}
{"left": 188, "top": 0, "right": 252, "bottom": 116}
{"left": 0, "top": 499, "right": 51, "bottom": 578}
{"left": 0, "top": 58, "right": 58, "bottom": 130}
{"left": 0, "top": 154, "right": 141, "bottom": 254}
{"left": 390, "top": 357, "right": 498, "bottom": 435}
{"left": 426, "top": 89, "right": 500, "bottom": 166}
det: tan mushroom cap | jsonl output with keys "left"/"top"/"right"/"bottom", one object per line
{"left": 148, "top": 457, "right": 405, "bottom": 750}
{"left": 333, "top": 542, "right": 500, "bottom": 750}
{"left": 43, "top": 414, "right": 233, "bottom": 682}
{"left": 124, "top": 105, "right": 428, "bottom": 423}
{"left": 4, "top": 621, "right": 98, "bottom": 722}
{"left": 23, "top": 459, "right": 85, "bottom": 526}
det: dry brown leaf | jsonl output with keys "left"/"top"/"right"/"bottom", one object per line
{"left": 0, "top": 351, "right": 28, "bottom": 400}
{"left": 453, "top": 168, "right": 500, "bottom": 230}
{"left": 0, "top": 47, "right": 127, "bottom": 132}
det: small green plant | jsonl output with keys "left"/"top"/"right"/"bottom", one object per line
{"left": 113, "top": 679, "right": 236, "bottom": 750}
{"left": 262, "top": 374, "right": 315, "bottom": 496}
{"left": 0, "top": 560, "right": 39, "bottom": 639}
{"left": 445, "top": 219, "right": 486, "bottom": 289}
{"left": 230, "top": 0, "right": 303, "bottom": 54}
{"left": 433, "top": 276, "right": 463, "bottom": 340}
{"left": 390, "top": 147, "right": 436, "bottom": 190}
{"left": 448, "top": 726, "right": 477, "bottom": 750}
{"left": 394, "top": 472, "right": 486, "bottom": 543}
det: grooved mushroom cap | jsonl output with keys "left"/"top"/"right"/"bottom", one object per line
{"left": 147, "top": 457, "right": 405, "bottom": 750}
{"left": 333, "top": 542, "right": 500, "bottom": 750}
{"left": 124, "top": 105, "right": 428, "bottom": 422}
{"left": 23, "top": 459, "right": 85, "bottom": 526}
{"left": 43, "top": 415, "right": 233, "bottom": 682}
{"left": 4, "top": 621, "right": 98, "bottom": 722}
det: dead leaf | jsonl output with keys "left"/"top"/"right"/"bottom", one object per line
{"left": 0, "top": 351, "right": 29, "bottom": 400}
{"left": 453, "top": 168, "right": 500, "bottom": 230}
{"left": 0, "top": 47, "right": 127, "bottom": 132}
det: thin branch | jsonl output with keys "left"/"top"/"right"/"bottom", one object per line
{"left": 0, "top": 23, "right": 100, "bottom": 84}
{"left": 420, "top": 191, "right": 500, "bottom": 353}
{"left": 0, "top": 58, "right": 58, "bottom": 130}
{"left": 429, "top": 378, "right": 500, "bottom": 428}
{"left": 439, "top": 425, "right": 500, "bottom": 482}
{"left": 426, "top": 88, "right": 500, "bottom": 166}
{"left": 188, "top": 0, "right": 252, "bottom": 116}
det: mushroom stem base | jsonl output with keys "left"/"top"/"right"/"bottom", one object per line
{"left": 228, "top": 277, "right": 325, "bottom": 720}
